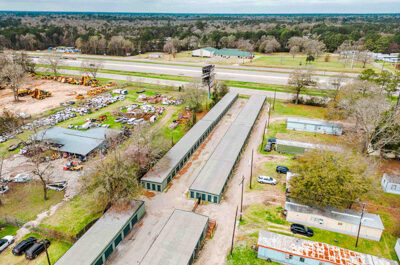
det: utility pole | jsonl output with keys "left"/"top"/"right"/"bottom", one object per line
{"left": 171, "top": 129, "right": 174, "bottom": 147}
{"left": 267, "top": 103, "right": 272, "bottom": 128}
{"left": 43, "top": 239, "right": 51, "bottom": 265}
{"left": 355, "top": 203, "right": 366, "bottom": 248}
{"left": 249, "top": 149, "right": 254, "bottom": 189}
{"left": 230, "top": 206, "right": 239, "bottom": 257}
{"left": 239, "top": 175, "right": 244, "bottom": 221}
{"left": 272, "top": 88, "right": 277, "bottom": 110}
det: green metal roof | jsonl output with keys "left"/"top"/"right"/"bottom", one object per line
{"left": 202, "top": 47, "right": 218, "bottom": 52}
{"left": 214, "top": 48, "right": 251, "bottom": 57}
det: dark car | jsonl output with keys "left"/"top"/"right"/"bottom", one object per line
{"left": 290, "top": 224, "right": 314, "bottom": 237}
{"left": 276, "top": 166, "right": 290, "bottom": 174}
{"left": 12, "top": 237, "right": 37, "bottom": 256}
{"left": 264, "top": 142, "right": 273, "bottom": 152}
{"left": 267, "top": 138, "right": 277, "bottom": 144}
{"left": 25, "top": 239, "right": 50, "bottom": 260}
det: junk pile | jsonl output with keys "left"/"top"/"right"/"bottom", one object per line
{"left": 138, "top": 94, "right": 183, "bottom": 105}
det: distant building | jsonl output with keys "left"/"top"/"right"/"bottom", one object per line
{"left": 381, "top": 173, "right": 400, "bottom": 195}
{"left": 286, "top": 118, "right": 343, "bottom": 135}
{"left": 285, "top": 201, "right": 384, "bottom": 241}
{"left": 257, "top": 230, "right": 398, "bottom": 265}
{"left": 148, "top": 53, "right": 164, "bottom": 58}
{"left": 34, "top": 127, "right": 121, "bottom": 156}
{"left": 192, "top": 47, "right": 252, "bottom": 58}
{"left": 192, "top": 47, "right": 218, "bottom": 57}
{"left": 275, "top": 139, "right": 342, "bottom": 155}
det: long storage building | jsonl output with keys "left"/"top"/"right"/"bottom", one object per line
{"left": 189, "top": 95, "right": 265, "bottom": 203}
{"left": 140, "top": 209, "right": 209, "bottom": 265}
{"left": 55, "top": 200, "right": 145, "bottom": 265}
{"left": 141, "top": 92, "right": 238, "bottom": 192}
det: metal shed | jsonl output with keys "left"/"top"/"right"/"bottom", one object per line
{"left": 55, "top": 200, "right": 145, "bottom": 265}
{"left": 189, "top": 95, "right": 265, "bottom": 203}
{"left": 34, "top": 127, "right": 121, "bottom": 156}
{"left": 141, "top": 92, "right": 238, "bottom": 192}
{"left": 286, "top": 118, "right": 343, "bottom": 135}
{"left": 140, "top": 209, "right": 209, "bottom": 265}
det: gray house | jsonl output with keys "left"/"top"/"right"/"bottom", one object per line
{"left": 381, "top": 173, "right": 400, "bottom": 195}
{"left": 286, "top": 118, "right": 343, "bottom": 135}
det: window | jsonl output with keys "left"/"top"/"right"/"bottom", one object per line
{"left": 285, "top": 254, "right": 293, "bottom": 259}
{"left": 190, "top": 191, "right": 195, "bottom": 198}
{"left": 391, "top": 184, "right": 398, "bottom": 190}
{"left": 300, "top": 257, "right": 305, "bottom": 262}
{"left": 157, "top": 185, "right": 161, "bottom": 192}
{"left": 202, "top": 194, "right": 206, "bottom": 200}
{"left": 208, "top": 195, "right": 212, "bottom": 202}
{"left": 214, "top": 196, "right": 218, "bottom": 203}
{"left": 151, "top": 184, "right": 156, "bottom": 190}
{"left": 146, "top": 183, "right": 150, "bottom": 189}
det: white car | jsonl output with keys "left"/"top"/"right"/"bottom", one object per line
{"left": 13, "top": 173, "right": 32, "bottom": 183}
{"left": 0, "top": 235, "right": 14, "bottom": 253}
{"left": 257, "top": 176, "right": 277, "bottom": 185}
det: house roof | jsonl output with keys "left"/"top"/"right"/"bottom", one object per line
{"left": 285, "top": 201, "right": 385, "bottom": 230}
{"left": 33, "top": 127, "right": 121, "bottom": 156}
{"left": 56, "top": 201, "right": 144, "bottom": 265}
{"left": 258, "top": 230, "right": 398, "bottom": 265}
{"left": 214, "top": 48, "right": 251, "bottom": 57}
{"left": 139, "top": 209, "right": 209, "bottom": 265}
{"left": 201, "top": 47, "right": 218, "bottom": 52}
{"left": 383, "top": 173, "right": 400, "bottom": 184}
{"left": 287, "top": 117, "right": 343, "bottom": 129}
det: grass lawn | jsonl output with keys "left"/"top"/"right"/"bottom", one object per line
{"left": 0, "top": 182, "right": 65, "bottom": 223}
{"left": 39, "top": 193, "right": 103, "bottom": 239}
{"left": 227, "top": 245, "right": 280, "bottom": 265}
{"left": 0, "top": 232, "right": 72, "bottom": 265}
{"left": 272, "top": 100, "right": 327, "bottom": 119}
{"left": 244, "top": 53, "right": 376, "bottom": 73}
{"left": 0, "top": 225, "right": 19, "bottom": 237}
{"left": 157, "top": 108, "right": 188, "bottom": 144}
{"left": 239, "top": 203, "right": 399, "bottom": 261}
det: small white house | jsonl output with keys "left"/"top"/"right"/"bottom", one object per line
{"left": 381, "top": 173, "right": 400, "bottom": 195}
{"left": 286, "top": 118, "right": 343, "bottom": 135}
{"left": 192, "top": 47, "right": 217, "bottom": 58}
{"left": 149, "top": 53, "right": 163, "bottom": 59}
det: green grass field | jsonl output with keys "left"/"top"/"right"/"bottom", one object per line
{"left": 0, "top": 225, "right": 19, "bottom": 237}
{"left": 0, "top": 182, "right": 65, "bottom": 223}
{"left": 272, "top": 100, "right": 327, "bottom": 118}
{"left": 245, "top": 53, "right": 376, "bottom": 73}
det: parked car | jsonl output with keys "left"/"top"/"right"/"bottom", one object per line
{"left": 8, "top": 142, "right": 23, "bottom": 152}
{"left": 13, "top": 173, "right": 32, "bottom": 183}
{"left": 276, "top": 166, "right": 290, "bottom": 174}
{"left": 257, "top": 176, "right": 277, "bottom": 185}
{"left": 264, "top": 142, "right": 273, "bottom": 152}
{"left": 268, "top": 138, "right": 277, "bottom": 143}
{"left": 46, "top": 181, "right": 67, "bottom": 191}
{"left": 25, "top": 239, "right": 50, "bottom": 260}
{"left": 0, "top": 185, "right": 9, "bottom": 194}
{"left": 0, "top": 235, "right": 15, "bottom": 253}
{"left": 290, "top": 224, "right": 314, "bottom": 237}
{"left": 12, "top": 237, "right": 37, "bottom": 256}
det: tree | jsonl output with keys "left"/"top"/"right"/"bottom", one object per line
{"left": 42, "top": 53, "right": 62, "bottom": 78}
{"left": 81, "top": 60, "right": 104, "bottom": 79}
{"left": 259, "top": 36, "right": 281, "bottom": 54}
{"left": 305, "top": 55, "right": 315, "bottom": 64}
{"left": 11, "top": 52, "right": 36, "bottom": 73}
{"left": 211, "top": 81, "right": 229, "bottom": 106}
{"left": 304, "top": 39, "right": 326, "bottom": 57}
{"left": 163, "top": 38, "right": 180, "bottom": 58}
{"left": 357, "top": 51, "right": 372, "bottom": 68}
{"left": 288, "top": 67, "right": 315, "bottom": 104}
{"left": 289, "top": 46, "right": 300, "bottom": 59}
{"left": 289, "top": 150, "right": 372, "bottom": 209}
{"left": 328, "top": 74, "right": 347, "bottom": 99}
{"left": 183, "top": 82, "right": 207, "bottom": 113}
{"left": 0, "top": 63, "right": 25, "bottom": 101}
{"left": 359, "top": 69, "right": 377, "bottom": 82}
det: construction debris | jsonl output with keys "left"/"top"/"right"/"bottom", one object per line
{"left": 138, "top": 94, "right": 183, "bottom": 105}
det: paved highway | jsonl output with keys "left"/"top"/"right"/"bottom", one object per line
{"left": 33, "top": 56, "right": 355, "bottom": 88}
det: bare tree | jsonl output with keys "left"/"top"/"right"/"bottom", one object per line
{"left": 304, "top": 39, "right": 326, "bottom": 58}
{"left": 163, "top": 38, "right": 180, "bottom": 58}
{"left": 288, "top": 67, "right": 315, "bottom": 104}
{"left": 42, "top": 53, "right": 62, "bottom": 78}
{"left": 81, "top": 60, "right": 104, "bottom": 79}
{"left": 183, "top": 82, "right": 207, "bottom": 113}
{"left": 357, "top": 51, "right": 372, "bottom": 68}
{"left": 289, "top": 46, "right": 300, "bottom": 59}
{"left": 0, "top": 63, "right": 25, "bottom": 101}
{"left": 328, "top": 74, "right": 348, "bottom": 99}
{"left": 259, "top": 36, "right": 281, "bottom": 54}
{"left": 30, "top": 129, "right": 54, "bottom": 201}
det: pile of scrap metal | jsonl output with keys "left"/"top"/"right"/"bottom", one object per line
{"left": 138, "top": 94, "right": 183, "bottom": 105}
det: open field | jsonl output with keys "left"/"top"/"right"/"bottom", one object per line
{"left": 272, "top": 100, "right": 328, "bottom": 118}
{"left": 244, "top": 53, "right": 376, "bottom": 73}
{"left": 0, "top": 182, "right": 65, "bottom": 224}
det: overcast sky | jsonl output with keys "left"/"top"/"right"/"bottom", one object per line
{"left": 0, "top": 0, "right": 399, "bottom": 13}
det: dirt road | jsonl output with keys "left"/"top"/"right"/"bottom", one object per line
{"left": 107, "top": 99, "right": 247, "bottom": 265}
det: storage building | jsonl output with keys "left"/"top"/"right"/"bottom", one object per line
{"left": 141, "top": 92, "right": 238, "bottom": 192}
{"left": 381, "top": 173, "right": 400, "bottom": 195}
{"left": 275, "top": 139, "right": 342, "bottom": 155}
{"left": 257, "top": 230, "right": 398, "bottom": 265}
{"left": 285, "top": 201, "right": 384, "bottom": 241}
{"left": 286, "top": 118, "right": 343, "bottom": 135}
{"left": 214, "top": 48, "right": 252, "bottom": 58}
{"left": 56, "top": 200, "right": 145, "bottom": 265}
{"left": 189, "top": 95, "right": 265, "bottom": 203}
{"left": 192, "top": 47, "right": 217, "bottom": 57}
{"left": 140, "top": 209, "right": 209, "bottom": 265}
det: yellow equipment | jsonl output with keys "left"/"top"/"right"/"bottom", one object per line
{"left": 76, "top": 94, "right": 84, "bottom": 100}
{"left": 18, "top": 88, "right": 32, "bottom": 97}
{"left": 31, "top": 88, "right": 52, "bottom": 100}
